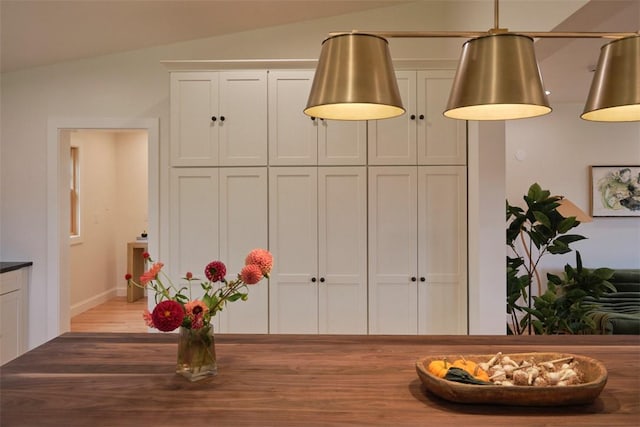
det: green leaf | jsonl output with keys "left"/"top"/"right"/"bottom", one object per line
{"left": 533, "top": 211, "right": 551, "bottom": 229}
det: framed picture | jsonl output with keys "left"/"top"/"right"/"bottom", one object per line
{"left": 590, "top": 165, "right": 640, "bottom": 217}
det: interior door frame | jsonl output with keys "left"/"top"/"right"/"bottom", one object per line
{"left": 46, "top": 118, "right": 159, "bottom": 339}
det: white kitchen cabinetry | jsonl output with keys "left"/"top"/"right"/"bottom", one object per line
{"left": 268, "top": 166, "right": 368, "bottom": 333}
{"left": 267, "top": 70, "right": 367, "bottom": 166}
{"left": 169, "top": 167, "right": 268, "bottom": 333}
{"left": 170, "top": 71, "right": 268, "bottom": 166}
{"left": 368, "top": 70, "right": 466, "bottom": 166}
{"left": 368, "top": 166, "right": 467, "bottom": 334}
{"left": 0, "top": 267, "right": 29, "bottom": 365}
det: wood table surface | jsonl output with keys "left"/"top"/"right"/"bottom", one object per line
{"left": 1, "top": 333, "right": 639, "bottom": 426}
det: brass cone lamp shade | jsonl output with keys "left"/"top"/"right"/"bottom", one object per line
{"left": 581, "top": 35, "right": 640, "bottom": 122}
{"left": 444, "top": 33, "right": 551, "bottom": 120}
{"left": 304, "top": 33, "right": 405, "bottom": 120}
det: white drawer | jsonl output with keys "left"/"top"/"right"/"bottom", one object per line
{"left": 0, "top": 270, "right": 20, "bottom": 295}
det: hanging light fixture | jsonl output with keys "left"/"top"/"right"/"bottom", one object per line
{"left": 306, "top": 0, "right": 638, "bottom": 122}
{"left": 444, "top": 33, "right": 551, "bottom": 120}
{"left": 581, "top": 34, "right": 640, "bottom": 122}
{"left": 304, "top": 33, "right": 404, "bottom": 120}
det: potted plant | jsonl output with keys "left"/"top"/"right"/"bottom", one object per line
{"left": 506, "top": 183, "right": 586, "bottom": 334}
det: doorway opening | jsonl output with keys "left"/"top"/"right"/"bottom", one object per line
{"left": 46, "top": 118, "right": 159, "bottom": 340}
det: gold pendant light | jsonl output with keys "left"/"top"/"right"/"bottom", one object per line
{"left": 304, "top": 33, "right": 404, "bottom": 121}
{"left": 581, "top": 35, "right": 640, "bottom": 122}
{"left": 307, "top": 0, "right": 638, "bottom": 122}
{"left": 444, "top": 33, "right": 551, "bottom": 120}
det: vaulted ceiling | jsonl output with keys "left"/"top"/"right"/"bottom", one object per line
{"left": 1, "top": 0, "right": 637, "bottom": 103}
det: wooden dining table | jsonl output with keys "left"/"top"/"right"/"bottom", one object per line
{"left": 1, "top": 333, "right": 638, "bottom": 426}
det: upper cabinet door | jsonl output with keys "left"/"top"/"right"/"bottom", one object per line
{"left": 170, "top": 71, "right": 268, "bottom": 167}
{"left": 268, "top": 70, "right": 366, "bottom": 166}
{"left": 368, "top": 71, "right": 417, "bottom": 165}
{"left": 268, "top": 71, "right": 317, "bottom": 166}
{"left": 218, "top": 71, "right": 268, "bottom": 166}
{"left": 416, "top": 71, "right": 466, "bottom": 165}
{"left": 318, "top": 120, "right": 367, "bottom": 166}
{"left": 170, "top": 72, "right": 219, "bottom": 166}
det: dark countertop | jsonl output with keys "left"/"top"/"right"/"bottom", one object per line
{"left": 0, "top": 262, "right": 33, "bottom": 274}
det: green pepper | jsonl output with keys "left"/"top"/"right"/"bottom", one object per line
{"left": 443, "top": 367, "right": 493, "bottom": 385}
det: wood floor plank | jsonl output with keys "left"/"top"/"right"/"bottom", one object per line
{"left": 70, "top": 297, "right": 147, "bottom": 332}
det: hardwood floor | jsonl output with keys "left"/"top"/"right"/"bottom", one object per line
{"left": 70, "top": 297, "right": 148, "bottom": 332}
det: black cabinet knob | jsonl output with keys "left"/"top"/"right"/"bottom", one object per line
{"left": 311, "top": 117, "right": 316, "bottom": 121}
{"left": 320, "top": 277, "right": 325, "bottom": 283}
{"left": 220, "top": 116, "right": 225, "bottom": 122}
{"left": 420, "top": 277, "right": 426, "bottom": 282}
{"left": 419, "top": 114, "right": 425, "bottom": 120}
{"left": 410, "top": 114, "right": 416, "bottom": 120}
{"left": 411, "top": 277, "right": 417, "bottom": 282}
{"left": 311, "top": 277, "right": 317, "bottom": 283}
{"left": 211, "top": 116, "right": 217, "bottom": 122}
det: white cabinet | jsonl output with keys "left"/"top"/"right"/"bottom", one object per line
{"left": 368, "top": 70, "right": 466, "bottom": 166}
{"left": 268, "top": 167, "right": 368, "bottom": 333}
{"left": 170, "top": 71, "right": 268, "bottom": 166}
{"left": 368, "top": 166, "right": 467, "bottom": 334}
{"left": 268, "top": 70, "right": 367, "bottom": 166}
{"left": 0, "top": 268, "right": 29, "bottom": 365}
{"left": 169, "top": 167, "right": 268, "bottom": 333}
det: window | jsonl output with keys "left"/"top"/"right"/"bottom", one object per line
{"left": 70, "top": 146, "right": 80, "bottom": 238}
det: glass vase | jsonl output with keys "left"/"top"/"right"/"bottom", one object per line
{"left": 176, "top": 324, "right": 217, "bottom": 381}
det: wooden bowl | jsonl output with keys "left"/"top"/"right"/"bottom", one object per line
{"left": 416, "top": 352, "right": 608, "bottom": 406}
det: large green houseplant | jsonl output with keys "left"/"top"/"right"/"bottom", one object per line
{"left": 506, "top": 183, "right": 587, "bottom": 334}
{"left": 525, "top": 251, "right": 615, "bottom": 334}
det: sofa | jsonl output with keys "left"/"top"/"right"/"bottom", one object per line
{"left": 586, "top": 269, "right": 640, "bottom": 335}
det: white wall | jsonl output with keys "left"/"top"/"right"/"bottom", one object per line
{"left": 506, "top": 104, "right": 640, "bottom": 276}
{"left": 0, "top": 0, "right": 609, "bottom": 347}
{"left": 68, "top": 131, "right": 148, "bottom": 316}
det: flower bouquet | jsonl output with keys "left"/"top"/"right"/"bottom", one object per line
{"left": 126, "top": 248, "right": 273, "bottom": 381}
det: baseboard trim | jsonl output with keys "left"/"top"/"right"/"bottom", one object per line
{"left": 70, "top": 288, "right": 118, "bottom": 317}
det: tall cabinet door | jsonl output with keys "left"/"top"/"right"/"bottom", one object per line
{"left": 417, "top": 166, "right": 468, "bottom": 334}
{"left": 169, "top": 168, "right": 219, "bottom": 278}
{"left": 318, "top": 167, "right": 368, "bottom": 334}
{"left": 218, "top": 167, "right": 269, "bottom": 333}
{"left": 218, "top": 71, "right": 268, "bottom": 166}
{"left": 268, "top": 167, "right": 318, "bottom": 333}
{"left": 368, "top": 166, "right": 418, "bottom": 334}
{"left": 416, "top": 71, "right": 466, "bottom": 165}
{"left": 170, "top": 72, "right": 219, "bottom": 166}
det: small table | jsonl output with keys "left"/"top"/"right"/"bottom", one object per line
{"left": 1, "top": 333, "right": 639, "bottom": 426}
{"left": 126, "top": 241, "right": 147, "bottom": 302}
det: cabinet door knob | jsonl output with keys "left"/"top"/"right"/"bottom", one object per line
{"left": 319, "top": 277, "right": 325, "bottom": 283}
{"left": 419, "top": 114, "right": 425, "bottom": 120}
{"left": 220, "top": 116, "right": 225, "bottom": 122}
{"left": 311, "top": 117, "right": 316, "bottom": 121}
{"left": 411, "top": 276, "right": 417, "bottom": 282}
{"left": 410, "top": 114, "right": 416, "bottom": 120}
{"left": 420, "top": 277, "right": 426, "bottom": 282}
{"left": 211, "top": 116, "right": 217, "bottom": 122}
{"left": 311, "top": 277, "right": 317, "bottom": 283}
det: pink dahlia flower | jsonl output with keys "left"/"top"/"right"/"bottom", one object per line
{"left": 205, "top": 261, "right": 226, "bottom": 282}
{"left": 151, "top": 300, "right": 184, "bottom": 332}
{"left": 245, "top": 249, "right": 273, "bottom": 276}
{"left": 240, "top": 264, "right": 263, "bottom": 285}
{"left": 184, "top": 300, "right": 209, "bottom": 329}
{"left": 140, "top": 262, "right": 164, "bottom": 285}
{"left": 142, "top": 309, "right": 155, "bottom": 328}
